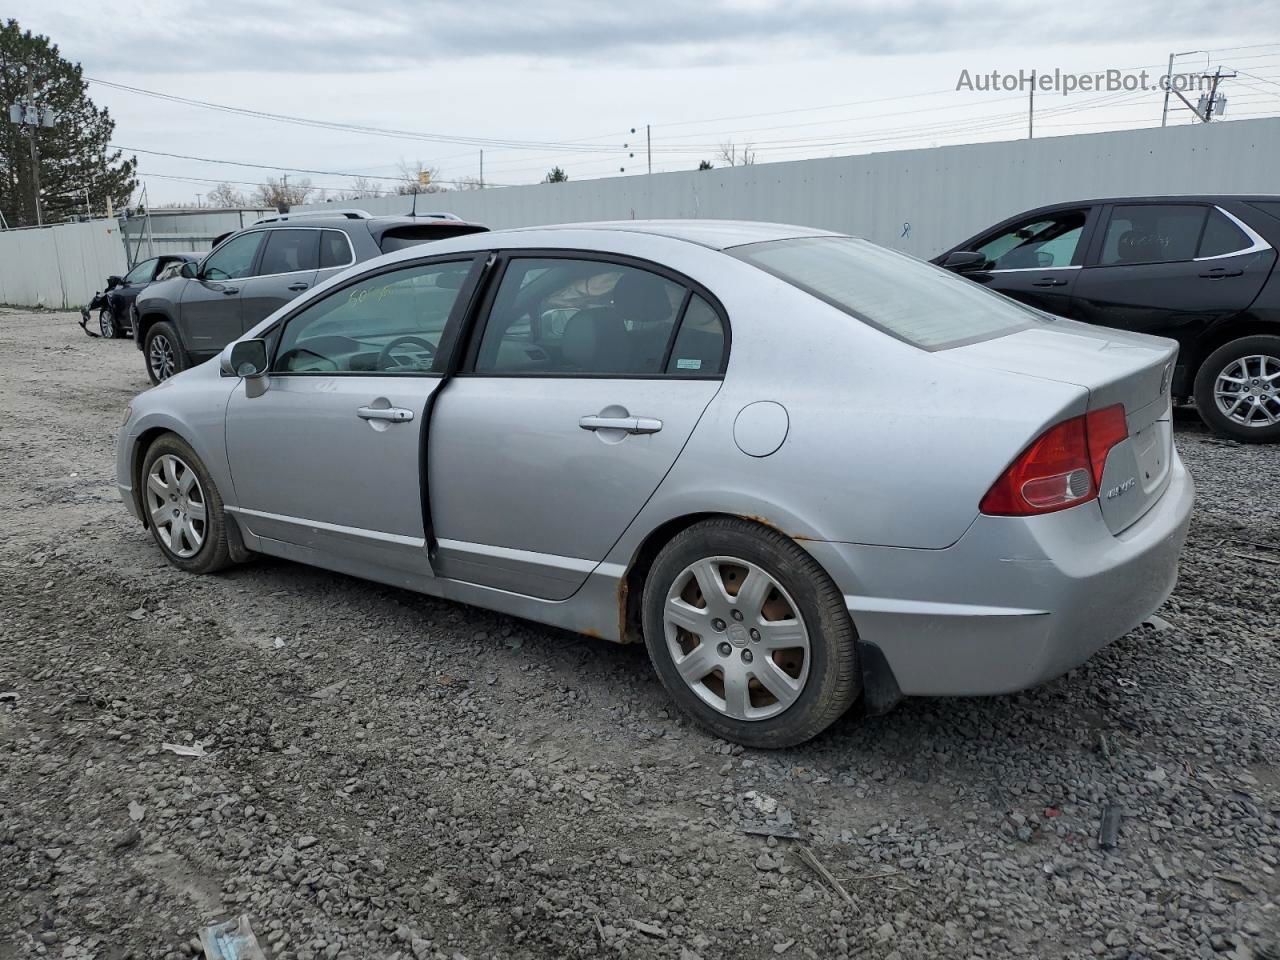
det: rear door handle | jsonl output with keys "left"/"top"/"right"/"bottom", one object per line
{"left": 1199, "top": 267, "right": 1243, "bottom": 279}
{"left": 287, "top": 282, "right": 309, "bottom": 291}
{"left": 1031, "top": 277, "right": 1068, "bottom": 287}
{"left": 357, "top": 405, "right": 415, "bottom": 423}
{"left": 579, "top": 415, "right": 662, "bottom": 435}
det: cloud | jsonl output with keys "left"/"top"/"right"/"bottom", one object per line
{"left": 10, "top": 0, "right": 1260, "bottom": 74}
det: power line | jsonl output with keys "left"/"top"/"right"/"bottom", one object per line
{"left": 111, "top": 143, "right": 515, "bottom": 188}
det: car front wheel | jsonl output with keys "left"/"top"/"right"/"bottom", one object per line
{"left": 140, "top": 434, "right": 233, "bottom": 574}
{"left": 1194, "top": 335, "right": 1280, "bottom": 442}
{"left": 98, "top": 306, "right": 118, "bottom": 338}
{"left": 144, "top": 321, "right": 186, "bottom": 384}
{"left": 641, "top": 518, "right": 860, "bottom": 749}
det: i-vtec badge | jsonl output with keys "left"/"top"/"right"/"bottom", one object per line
{"left": 1105, "top": 477, "right": 1137, "bottom": 500}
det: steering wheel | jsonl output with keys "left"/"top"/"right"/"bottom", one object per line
{"left": 378, "top": 335, "right": 436, "bottom": 371}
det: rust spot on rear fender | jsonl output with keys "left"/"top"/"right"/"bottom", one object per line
{"left": 739, "top": 514, "right": 814, "bottom": 542}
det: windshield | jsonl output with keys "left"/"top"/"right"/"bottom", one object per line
{"left": 732, "top": 236, "right": 1040, "bottom": 350}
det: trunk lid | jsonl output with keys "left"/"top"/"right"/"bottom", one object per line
{"left": 947, "top": 319, "right": 1178, "bottom": 534}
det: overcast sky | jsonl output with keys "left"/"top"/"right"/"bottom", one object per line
{"left": 6, "top": 1, "right": 1275, "bottom": 204}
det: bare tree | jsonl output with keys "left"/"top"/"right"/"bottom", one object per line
{"left": 330, "top": 177, "right": 384, "bottom": 201}
{"left": 254, "top": 176, "right": 314, "bottom": 211}
{"left": 397, "top": 160, "right": 446, "bottom": 194}
{"left": 716, "top": 141, "right": 756, "bottom": 166}
{"left": 453, "top": 176, "right": 485, "bottom": 191}
{"left": 206, "top": 182, "right": 247, "bottom": 208}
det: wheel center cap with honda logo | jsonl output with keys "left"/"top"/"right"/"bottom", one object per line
{"left": 728, "top": 623, "right": 750, "bottom": 648}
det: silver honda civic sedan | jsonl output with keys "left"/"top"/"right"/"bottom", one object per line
{"left": 116, "top": 220, "right": 1194, "bottom": 748}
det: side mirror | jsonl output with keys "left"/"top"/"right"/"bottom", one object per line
{"left": 106, "top": 275, "right": 124, "bottom": 288}
{"left": 940, "top": 250, "right": 989, "bottom": 273}
{"left": 221, "top": 338, "right": 268, "bottom": 376}
{"left": 180, "top": 261, "right": 199, "bottom": 279}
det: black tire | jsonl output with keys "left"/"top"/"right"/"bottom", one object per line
{"left": 1193, "top": 334, "right": 1280, "bottom": 443}
{"left": 144, "top": 321, "right": 186, "bottom": 384}
{"left": 641, "top": 518, "right": 860, "bottom": 749}
{"left": 140, "top": 434, "right": 233, "bottom": 574}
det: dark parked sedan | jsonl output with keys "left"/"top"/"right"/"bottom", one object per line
{"left": 85, "top": 253, "right": 201, "bottom": 338}
{"left": 935, "top": 196, "right": 1280, "bottom": 442}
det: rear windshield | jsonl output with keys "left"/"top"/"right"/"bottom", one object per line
{"left": 732, "top": 236, "right": 1038, "bottom": 350}
{"left": 378, "top": 223, "right": 488, "bottom": 253}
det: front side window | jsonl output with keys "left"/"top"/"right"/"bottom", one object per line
{"left": 258, "top": 229, "right": 319, "bottom": 275}
{"left": 202, "top": 232, "right": 265, "bottom": 281}
{"left": 474, "top": 258, "right": 687, "bottom": 376}
{"left": 156, "top": 260, "right": 187, "bottom": 281}
{"left": 274, "top": 260, "right": 473, "bottom": 374}
{"left": 735, "top": 236, "right": 1039, "bottom": 350}
{"left": 975, "top": 211, "right": 1087, "bottom": 269}
{"left": 125, "top": 259, "right": 157, "bottom": 284}
{"left": 1099, "top": 204, "right": 1206, "bottom": 265}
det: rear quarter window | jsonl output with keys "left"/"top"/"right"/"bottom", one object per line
{"left": 732, "top": 236, "right": 1037, "bottom": 350}
{"left": 378, "top": 223, "right": 488, "bottom": 253}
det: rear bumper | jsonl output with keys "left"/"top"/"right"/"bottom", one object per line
{"left": 805, "top": 451, "right": 1194, "bottom": 697}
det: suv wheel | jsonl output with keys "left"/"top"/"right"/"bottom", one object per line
{"left": 144, "top": 321, "right": 186, "bottom": 384}
{"left": 1194, "top": 335, "right": 1280, "bottom": 442}
{"left": 641, "top": 518, "right": 860, "bottom": 749}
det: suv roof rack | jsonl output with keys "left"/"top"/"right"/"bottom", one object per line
{"left": 253, "top": 208, "right": 373, "bottom": 225}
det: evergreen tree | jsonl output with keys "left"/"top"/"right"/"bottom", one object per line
{"left": 0, "top": 19, "right": 137, "bottom": 226}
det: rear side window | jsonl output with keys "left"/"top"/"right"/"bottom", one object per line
{"left": 379, "top": 223, "right": 487, "bottom": 253}
{"left": 1099, "top": 204, "right": 1206, "bottom": 265}
{"left": 320, "top": 230, "right": 354, "bottom": 268}
{"left": 666, "top": 295, "right": 726, "bottom": 376}
{"left": 258, "top": 230, "right": 319, "bottom": 275}
{"left": 1197, "top": 209, "right": 1252, "bottom": 258}
{"left": 733, "top": 236, "right": 1035, "bottom": 350}
{"left": 474, "top": 258, "right": 689, "bottom": 375}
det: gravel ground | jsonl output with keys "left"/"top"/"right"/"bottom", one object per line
{"left": 1, "top": 307, "right": 1278, "bottom": 960}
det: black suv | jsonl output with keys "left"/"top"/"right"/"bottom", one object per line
{"left": 935, "top": 196, "right": 1280, "bottom": 442}
{"left": 133, "top": 210, "right": 488, "bottom": 383}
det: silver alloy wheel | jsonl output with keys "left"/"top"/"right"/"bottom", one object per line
{"left": 663, "top": 556, "right": 811, "bottom": 721}
{"left": 98, "top": 306, "right": 114, "bottom": 338}
{"left": 149, "top": 333, "right": 176, "bottom": 381}
{"left": 145, "top": 454, "right": 206, "bottom": 559}
{"left": 1214, "top": 354, "right": 1280, "bottom": 427}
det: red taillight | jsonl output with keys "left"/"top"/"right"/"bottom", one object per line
{"left": 980, "top": 404, "right": 1128, "bottom": 517}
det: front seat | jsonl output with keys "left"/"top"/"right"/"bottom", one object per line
{"left": 562, "top": 307, "right": 630, "bottom": 373}
{"left": 610, "top": 272, "right": 674, "bottom": 370}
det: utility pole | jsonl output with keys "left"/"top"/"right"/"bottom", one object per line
{"left": 25, "top": 73, "right": 42, "bottom": 225}
{"left": 1202, "top": 66, "right": 1235, "bottom": 121}
{"left": 479, "top": 149, "right": 484, "bottom": 188}
{"left": 1028, "top": 70, "right": 1034, "bottom": 139}
{"left": 647, "top": 124, "right": 652, "bottom": 174}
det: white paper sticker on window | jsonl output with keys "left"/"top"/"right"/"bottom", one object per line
{"left": 676, "top": 358, "right": 702, "bottom": 370}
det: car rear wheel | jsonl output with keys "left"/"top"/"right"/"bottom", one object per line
{"left": 141, "top": 434, "right": 232, "bottom": 574}
{"left": 144, "top": 321, "right": 186, "bottom": 384}
{"left": 641, "top": 518, "right": 860, "bottom": 748}
{"left": 1194, "top": 335, "right": 1280, "bottom": 443}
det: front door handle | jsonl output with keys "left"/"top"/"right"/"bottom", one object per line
{"left": 288, "top": 282, "right": 309, "bottom": 291}
{"left": 357, "top": 405, "right": 414, "bottom": 423}
{"left": 222, "top": 286, "right": 240, "bottom": 295}
{"left": 1199, "top": 267, "right": 1243, "bottom": 279}
{"left": 579, "top": 415, "right": 663, "bottom": 435}
{"left": 1031, "top": 277, "right": 1068, "bottom": 287}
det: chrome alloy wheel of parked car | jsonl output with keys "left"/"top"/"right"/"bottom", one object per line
{"left": 144, "top": 453, "right": 207, "bottom": 559}
{"left": 116, "top": 220, "right": 1195, "bottom": 748}
{"left": 1212, "top": 352, "right": 1280, "bottom": 427}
